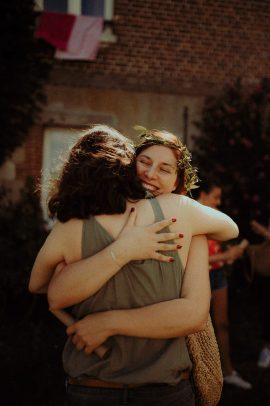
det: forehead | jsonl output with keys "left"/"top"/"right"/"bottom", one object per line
{"left": 137, "top": 144, "right": 178, "bottom": 164}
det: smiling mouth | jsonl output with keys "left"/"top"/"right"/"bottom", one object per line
{"left": 141, "top": 182, "right": 159, "bottom": 193}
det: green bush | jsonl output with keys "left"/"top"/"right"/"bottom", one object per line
{"left": 0, "top": 1, "right": 52, "bottom": 165}
{"left": 0, "top": 177, "right": 48, "bottom": 323}
{"left": 193, "top": 79, "right": 270, "bottom": 239}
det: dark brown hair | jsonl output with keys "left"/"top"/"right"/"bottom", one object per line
{"left": 48, "top": 125, "right": 145, "bottom": 222}
{"left": 192, "top": 177, "right": 222, "bottom": 200}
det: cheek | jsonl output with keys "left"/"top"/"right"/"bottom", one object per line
{"left": 170, "top": 175, "right": 179, "bottom": 190}
{"left": 162, "top": 175, "right": 178, "bottom": 193}
{"left": 136, "top": 161, "right": 143, "bottom": 175}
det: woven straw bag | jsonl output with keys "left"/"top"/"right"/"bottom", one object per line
{"left": 186, "top": 315, "right": 223, "bottom": 406}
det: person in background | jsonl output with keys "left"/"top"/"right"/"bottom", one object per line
{"left": 195, "top": 178, "right": 252, "bottom": 390}
{"left": 250, "top": 220, "right": 270, "bottom": 368}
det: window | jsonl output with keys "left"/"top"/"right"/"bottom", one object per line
{"left": 41, "top": 127, "right": 81, "bottom": 223}
{"left": 81, "top": 0, "right": 104, "bottom": 16}
{"left": 35, "top": 0, "right": 113, "bottom": 20}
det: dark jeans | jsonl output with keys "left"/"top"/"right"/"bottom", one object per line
{"left": 66, "top": 380, "right": 195, "bottom": 406}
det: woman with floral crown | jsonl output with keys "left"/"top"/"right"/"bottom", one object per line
{"left": 29, "top": 124, "right": 238, "bottom": 406}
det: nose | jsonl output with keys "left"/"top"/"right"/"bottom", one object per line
{"left": 145, "top": 166, "right": 158, "bottom": 179}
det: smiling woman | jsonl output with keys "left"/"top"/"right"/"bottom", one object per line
{"left": 136, "top": 144, "right": 179, "bottom": 195}
{"left": 135, "top": 127, "right": 198, "bottom": 196}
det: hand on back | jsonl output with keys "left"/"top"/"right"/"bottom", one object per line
{"left": 116, "top": 208, "right": 183, "bottom": 263}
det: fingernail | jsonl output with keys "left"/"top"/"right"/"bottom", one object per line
{"left": 179, "top": 233, "right": 184, "bottom": 238}
{"left": 172, "top": 218, "right": 176, "bottom": 222}
{"left": 177, "top": 245, "right": 182, "bottom": 249}
{"left": 130, "top": 207, "right": 135, "bottom": 212}
{"left": 169, "top": 258, "right": 175, "bottom": 262}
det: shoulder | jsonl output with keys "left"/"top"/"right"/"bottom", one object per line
{"left": 156, "top": 193, "right": 198, "bottom": 209}
{"left": 155, "top": 194, "right": 196, "bottom": 223}
{"left": 49, "top": 218, "right": 83, "bottom": 239}
{"left": 44, "top": 218, "right": 84, "bottom": 262}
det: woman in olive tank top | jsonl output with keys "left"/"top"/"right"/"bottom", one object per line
{"left": 30, "top": 125, "right": 238, "bottom": 406}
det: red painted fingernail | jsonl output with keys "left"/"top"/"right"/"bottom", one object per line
{"left": 177, "top": 245, "right": 182, "bottom": 249}
{"left": 169, "top": 258, "right": 175, "bottom": 262}
{"left": 172, "top": 218, "right": 176, "bottom": 222}
{"left": 130, "top": 207, "right": 135, "bottom": 212}
{"left": 179, "top": 233, "right": 184, "bottom": 238}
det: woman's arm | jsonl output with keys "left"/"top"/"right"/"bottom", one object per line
{"left": 251, "top": 220, "right": 270, "bottom": 240}
{"left": 209, "top": 245, "right": 245, "bottom": 264}
{"left": 186, "top": 197, "right": 239, "bottom": 241}
{"left": 47, "top": 213, "right": 182, "bottom": 309}
{"left": 29, "top": 221, "right": 68, "bottom": 294}
{"left": 30, "top": 210, "right": 182, "bottom": 299}
{"left": 65, "top": 235, "right": 210, "bottom": 354}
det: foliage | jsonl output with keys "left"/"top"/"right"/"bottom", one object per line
{"left": 192, "top": 79, "right": 270, "bottom": 239}
{"left": 0, "top": 178, "right": 48, "bottom": 322}
{"left": 0, "top": 1, "right": 52, "bottom": 165}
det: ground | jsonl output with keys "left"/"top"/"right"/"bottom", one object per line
{"left": 1, "top": 268, "right": 270, "bottom": 406}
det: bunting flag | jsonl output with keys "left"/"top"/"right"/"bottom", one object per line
{"left": 35, "top": 12, "right": 103, "bottom": 61}
{"left": 55, "top": 15, "right": 103, "bottom": 61}
{"left": 35, "top": 12, "right": 75, "bottom": 50}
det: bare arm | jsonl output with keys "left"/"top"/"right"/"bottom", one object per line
{"left": 186, "top": 197, "right": 239, "bottom": 241}
{"left": 66, "top": 235, "right": 210, "bottom": 354}
{"left": 209, "top": 245, "right": 245, "bottom": 264}
{"left": 30, "top": 210, "right": 182, "bottom": 300}
{"left": 47, "top": 212, "right": 182, "bottom": 309}
{"left": 251, "top": 220, "right": 270, "bottom": 240}
{"left": 29, "top": 222, "right": 67, "bottom": 294}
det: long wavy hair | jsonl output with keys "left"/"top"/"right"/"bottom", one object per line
{"left": 48, "top": 125, "right": 145, "bottom": 222}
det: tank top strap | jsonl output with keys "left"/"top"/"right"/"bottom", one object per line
{"left": 82, "top": 216, "right": 94, "bottom": 258}
{"left": 148, "top": 197, "right": 165, "bottom": 222}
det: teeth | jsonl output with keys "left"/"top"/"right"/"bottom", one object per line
{"left": 142, "top": 182, "right": 157, "bottom": 192}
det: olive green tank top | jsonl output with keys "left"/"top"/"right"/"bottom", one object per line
{"left": 62, "top": 198, "right": 192, "bottom": 384}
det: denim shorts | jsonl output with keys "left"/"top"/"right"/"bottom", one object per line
{"left": 210, "top": 267, "right": 228, "bottom": 291}
{"left": 65, "top": 379, "right": 195, "bottom": 406}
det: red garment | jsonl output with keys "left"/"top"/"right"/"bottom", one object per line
{"left": 35, "top": 12, "right": 103, "bottom": 61}
{"left": 35, "top": 12, "right": 75, "bottom": 50}
{"left": 55, "top": 16, "right": 103, "bottom": 61}
{"left": 208, "top": 240, "right": 224, "bottom": 271}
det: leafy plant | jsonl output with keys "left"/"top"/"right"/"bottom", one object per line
{"left": 0, "top": 178, "right": 48, "bottom": 323}
{"left": 0, "top": 1, "right": 51, "bottom": 165}
{"left": 192, "top": 79, "right": 270, "bottom": 239}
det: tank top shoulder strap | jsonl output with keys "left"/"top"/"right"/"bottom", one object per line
{"left": 148, "top": 197, "right": 165, "bottom": 222}
{"left": 82, "top": 216, "right": 114, "bottom": 259}
{"left": 82, "top": 216, "right": 94, "bottom": 258}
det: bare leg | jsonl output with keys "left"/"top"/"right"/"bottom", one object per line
{"left": 211, "top": 286, "right": 233, "bottom": 376}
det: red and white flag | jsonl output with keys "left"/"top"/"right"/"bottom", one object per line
{"left": 35, "top": 12, "right": 103, "bottom": 61}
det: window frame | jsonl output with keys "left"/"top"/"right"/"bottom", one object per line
{"left": 40, "top": 127, "right": 82, "bottom": 223}
{"left": 34, "top": 0, "right": 114, "bottom": 20}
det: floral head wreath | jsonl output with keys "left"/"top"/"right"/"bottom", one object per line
{"left": 134, "top": 125, "right": 199, "bottom": 194}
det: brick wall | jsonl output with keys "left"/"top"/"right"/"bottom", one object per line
{"left": 4, "top": 0, "right": 270, "bottom": 199}
{"left": 0, "top": 125, "right": 43, "bottom": 199}
{"left": 21, "top": 126, "right": 43, "bottom": 179}
{"left": 50, "top": 0, "right": 270, "bottom": 94}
